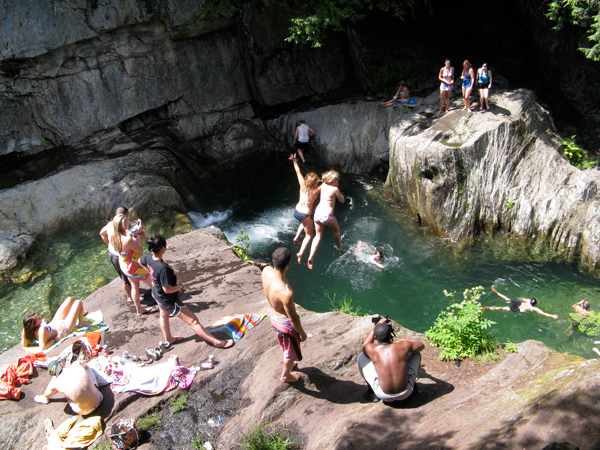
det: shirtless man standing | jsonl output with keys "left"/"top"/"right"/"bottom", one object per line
{"left": 307, "top": 170, "right": 345, "bottom": 269}
{"left": 99, "top": 206, "right": 132, "bottom": 303}
{"left": 35, "top": 360, "right": 106, "bottom": 415}
{"left": 359, "top": 318, "right": 423, "bottom": 402}
{"left": 487, "top": 287, "right": 559, "bottom": 319}
{"left": 262, "top": 247, "right": 307, "bottom": 383}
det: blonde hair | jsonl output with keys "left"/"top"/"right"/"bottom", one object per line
{"left": 304, "top": 172, "right": 320, "bottom": 188}
{"left": 110, "top": 214, "right": 128, "bottom": 252}
{"left": 463, "top": 60, "right": 471, "bottom": 68}
{"left": 321, "top": 170, "right": 340, "bottom": 184}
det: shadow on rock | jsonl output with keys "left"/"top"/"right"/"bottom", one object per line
{"left": 382, "top": 370, "right": 454, "bottom": 409}
{"left": 292, "top": 366, "right": 365, "bottom": 404}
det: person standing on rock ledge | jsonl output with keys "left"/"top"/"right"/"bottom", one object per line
{"left": 293, "top": 119, "right": 316, "bottom": 163}
{"left": 140, "top": 235, "right": 234, "bottom": 349}
{"left": 262, "top": 247, "right": 307, "bottom": 383}
{"left": 99, "top": 206, "right": 133, "bottom": 304}
{"left": 437, "top": 59, "right": 454, "bottom": 115}
{"left": 359, "top": 318, "right": 423, "bottom": 403}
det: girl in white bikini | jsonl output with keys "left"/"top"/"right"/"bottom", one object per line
{"left": 307, "top": 170, "right": 345, "bottom": 270}
{"left": 437, "top": 59, "right": 454, "bottom": 115}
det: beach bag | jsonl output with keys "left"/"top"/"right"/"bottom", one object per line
{"left": 106, "top": 419, "right": 141, "bottom": 450}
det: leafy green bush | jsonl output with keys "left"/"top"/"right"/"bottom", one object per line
{"left": 562, "top": 135, "right": 596, "bottom": 169}
{"left": 237, "top": 426, "right": 297, "bottom": 450}
{"left": 569, "top": 311, "right": 600, "bottom": 335}
{"left": 546, "top": 0, "right": 600, "bottom": 61}
{"left": 233, "top": 229, "right": 250, "bottom": 262}
{"left": 325, "top": 290, "right": 362, "bottom": 316}
{"left": 425, "top": 287, "right": 497, "bottom": 361}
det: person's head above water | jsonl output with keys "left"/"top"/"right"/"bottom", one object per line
{"left": 147, "top": 235, "right": 167, "bottom": 254}
{"left": 304, "top": 172, "right": 320, "bottom": 188}
{"left": 272, "top": 247, "right": 291, "bottom": 271}
{"left": 530, "top": 298, "right": 538, "bottom": 306}
{"left": 321, "top": 170, "right": 340, "bottom": 184}
{"left": 374, "top": 323, "right": 394, "bottom": 343}
{"left": 581, "top": 300, "right": 591, "bottom": 310}
{"left": 374, "top": 250, "right": 383, "bottom": 260}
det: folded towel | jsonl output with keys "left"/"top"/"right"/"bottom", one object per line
{"left": 206, "top": 314, "right": 266, "bottom": 341}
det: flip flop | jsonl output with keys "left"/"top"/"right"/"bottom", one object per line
{"left": 168, "top": 336, "right": 184, "bottom": 345}
{"left": 214, "top": 339, "right": 234, "bottom": 349}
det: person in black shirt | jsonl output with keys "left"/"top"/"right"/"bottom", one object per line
{"left": 140, "top": 235, "right": 233, "bottom": 348}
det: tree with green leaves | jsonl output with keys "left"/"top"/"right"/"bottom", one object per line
{"left": 546, "top": 0, "right": 600, "bottom": 61}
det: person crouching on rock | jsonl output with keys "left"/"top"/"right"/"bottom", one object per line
{"left": 34, "top": 360, "right": 106, "bottom": 415}
{"left": 358, "top": 318, "right": 423, "bottom": 403}
{"left": 262, "top": 247, "right": 307, "bottom": 383}
{"left": 140, "top": 235, "right": 233, "bottom": 348}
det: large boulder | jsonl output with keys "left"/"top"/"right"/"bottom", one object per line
{"left": 386, "top": 88, "right": 600, "bottom": 269}
{"left": 266, "top": 100, "right": 401, "bottom": 173}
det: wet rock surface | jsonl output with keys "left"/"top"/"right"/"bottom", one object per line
{"left": 1, "top": 228, "right": 599, "bottom": 450}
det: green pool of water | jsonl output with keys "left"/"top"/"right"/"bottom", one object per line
{"left": 2, "top": 154, "right": 599, "bottom": 359}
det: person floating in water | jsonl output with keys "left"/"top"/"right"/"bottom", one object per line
{"left": 380, "top": 81, "right": 409, "bottom": 107}
{"left": 486, "top": 287, "right": 559, "bottom": 319}
{"left": 292, "top": 119, "right": 316, "bottom": 163}
{"left": 307, "top": 170, "right": 345, "bottom": 270}
{"left": 289, "top": 154, "right": 321, "bottom": 265}
{"left": 572, "top": 300, "right": 591, "bottom": 317}
{"left": 354, "top": 241, "right": 384, "bottom": 269}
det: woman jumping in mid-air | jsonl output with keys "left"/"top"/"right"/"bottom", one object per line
{"left": 307, "top": 170, "right": 345, "bottom": 270}
{"left": 289, "top": 154, "right": 321, "bottom": 265}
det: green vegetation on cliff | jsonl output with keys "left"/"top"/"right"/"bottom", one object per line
{"left": 547, "top": 0, "right": 600, "bottom": 61}
{"left": 426, "top": 287, "right": 497, "bottom": 361}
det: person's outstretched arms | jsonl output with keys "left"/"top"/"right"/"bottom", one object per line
{"left": 289, "top": 154, "right": 305, "bottom": 186}
{"left": 533, "top": 308, "right": 558, "bottom": 319}
{"left": 491, "top": 287, "right": 512, "bottom": 304}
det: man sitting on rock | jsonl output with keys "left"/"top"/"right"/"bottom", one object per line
{"left": 358, "top": 318, "right": 423, "bottom": 403}
{"left": 34, "top": 360, "right": 107, "bottom": 415}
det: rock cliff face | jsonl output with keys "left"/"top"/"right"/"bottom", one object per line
{"left": 1, "top": 229, "right": 598, "bottom": 450}
{"left": 385, "top": 89, "right": 600, "bottom": 269}
{"left": 0, "top": 0, "right": 350, "bottom": 158}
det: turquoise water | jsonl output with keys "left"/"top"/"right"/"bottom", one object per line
{"left": 2, "top": 154, "right": 599, "bottom": 358}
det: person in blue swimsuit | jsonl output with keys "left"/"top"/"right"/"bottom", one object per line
{"left": 477, "top": 63, "right": 493, "bottom": 111}
{"left": 437, "top": 59, "right": 454, "bottom": 115}
{"left": 22, "top": 297, "right": 92, "bottom": 350}
{"left": 461, "top": 60, "right": 475, "bottom": 113}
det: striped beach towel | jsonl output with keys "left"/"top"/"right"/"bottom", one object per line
{"left": 207, "top": 314, "right": 266, "bottom": 341}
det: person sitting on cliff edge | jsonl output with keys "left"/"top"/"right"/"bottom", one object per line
{"left": 358, "top": 318, "right": 423, "bottom": 403}
{"left": 486, "top": 287, "right": 559, "bottom": 319}
{"left": 380, "top": 80, "right": 410, "bottom": 107}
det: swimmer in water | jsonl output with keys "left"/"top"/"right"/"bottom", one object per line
{"left": 486, "top": 287, "right": 559, "bottom": 319}
{"left": 371, "top": 250, "right": 384, "bottom": 269}
{"left": 572, "top": 300, "right": 591, "bottom": 317}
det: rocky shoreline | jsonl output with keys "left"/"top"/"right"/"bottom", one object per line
{"left": 1, "top": 228, "right": 599, "bottom": 449}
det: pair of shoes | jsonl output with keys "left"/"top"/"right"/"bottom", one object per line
{"left": 146, "top": 348, "right": 161, "bottom": 361}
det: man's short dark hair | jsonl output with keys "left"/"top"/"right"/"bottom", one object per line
{"left": 530, "top": 298, "right": 538, "bottom": 306}
{"left": 115, "top": 206, "right": 128, "bottom": 216}
{"left": 300, "top": 118, "right": 305, "bottom": 124}
{"left": 272, "top": 247, "right": 291, "bottom": 271}
{"left": 582, "top": 300, "right": 591, "bottom": 310}
{"left": 374, "top": 323, "right": 393, "bottom": 343}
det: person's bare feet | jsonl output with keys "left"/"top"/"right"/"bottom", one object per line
{"left": 80, "top": 319, "right": 94, "bottom": 327}
{"left": 281, "top": 372, "right": 301, "bottom": 383}
{"left": 297, "top": 253, "right": 302, "bottom": 264}
{"left": 336, "top": 247, "right": 344, "bottom": 255}
{"left": 307, "top": 259, "right": 313, "bottom": 270}
{"left": 436, "top": 110, "right": 443, "bottom": 115}
{"left": 137, "top": 307, "right": 156, "bottom": 316}
{"left": 127, "top": 298, "right": 133, "bottom": 303}
{"left": 293, "top": 238, "right": 301, "bottom": 246}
